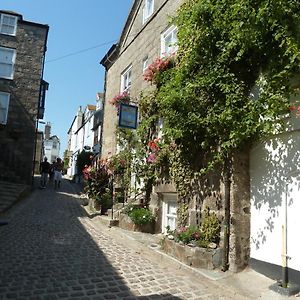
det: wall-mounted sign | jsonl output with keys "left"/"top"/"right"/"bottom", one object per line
{"left": 118, "top": 103, "right": 138, "bottom": 129}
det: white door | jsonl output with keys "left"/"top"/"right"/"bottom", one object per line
{"left": 162, "top": 194, "right": 177, "bottom": 233}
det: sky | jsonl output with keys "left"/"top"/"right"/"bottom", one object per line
{"left": 1, "top": 0, "right": 133, "bottom": 156}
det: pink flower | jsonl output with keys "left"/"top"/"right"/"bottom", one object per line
{"left": 109, "top": 91, "right": 130, "bottom": 108}
{"left": 192, "top": 232, "right": 201, "bottom": 240}
{"left": 143, "top": 56, "right": 175, "bottom": 84}
{"left": 177, "top": 227, "right": 187, "bottom": 233}
{"left": 146, "top": 153, "right": 157, "bottom": 163}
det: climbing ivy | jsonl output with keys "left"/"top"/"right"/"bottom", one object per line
{"left": 136, "top": 0, "right": 300, "bottom": 217}
{"left": 114, "top": 0, "right": 300, "bottom": 224}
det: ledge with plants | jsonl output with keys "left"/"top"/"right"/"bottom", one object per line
{"left": 119, "top": 204, "right": 155, "bottom": 233}
{"left": 160, "top": 209, "right": 222, "bottom": 270}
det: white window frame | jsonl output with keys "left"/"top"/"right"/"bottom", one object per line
{"left": 162, "top": 194, "right": 177, "bottom": 233}
{"left": 142, "top": 56, "right": 149, "bottom": 73}
{"left": 0, "top": 92, "right": 10, "bottom": 125}
{"left": 0, "top": 14, "right": 17, "bottom": 36}
{"left": 161, "top": 25, "right": 178, "bottom": 57}
{"left": 120, "top": 65, "right": 132, "bottom": 92}
{"left": 142, "top": 0, "right": 154, "bottom": 24}
{"left": 0, "top": 47, "right": 16, "bottom": 79}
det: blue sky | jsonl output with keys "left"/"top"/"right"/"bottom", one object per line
{"left": 1, "top": 0, "right": 133, "bottom": 155}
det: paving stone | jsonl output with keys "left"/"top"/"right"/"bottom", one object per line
{"left": 0, "top": 179, "right": 243, "bottom": 300}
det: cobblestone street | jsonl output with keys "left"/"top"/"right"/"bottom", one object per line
{"left": 0, "top": 179, "right": 246, "bottom": 300}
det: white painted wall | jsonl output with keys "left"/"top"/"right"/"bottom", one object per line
{"left": 250, "top": 117, "right": 300, "bottom": 271}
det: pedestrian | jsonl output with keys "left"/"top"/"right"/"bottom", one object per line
{"left": 53, "top": 157, "right": 64, "bottom": 189}
{"left": 40, "top": 157, "right": 50, "bottom": 188}
{"left": 49, "top": 161, "right": 55, "bottom": 184}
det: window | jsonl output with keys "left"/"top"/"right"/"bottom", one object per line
{"left": 0, "top": 47, "right": 16, "bottom": 79}
{"left": 0, "top": 92, "right": 10, "bottom": 125}
{"left": 142, "top": 56, "right": 149, "bottom": 73}
{"left": 121, "top": 65, "right": 132, "bottom": 92}
{"left": 161, "top": 25, "right": 178, "bottom": 57}
{"left": 0, "top": 14, "right": 17, "bottom": 36}
{"left": 162, "top": 194, "right": 177, "bottom": 233}
{"left": 142, "top": 0, "right": 154, "bottom": 24}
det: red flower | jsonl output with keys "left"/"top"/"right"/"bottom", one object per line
{"left": 289, "top": 105, "right": 295, "bottom": 112}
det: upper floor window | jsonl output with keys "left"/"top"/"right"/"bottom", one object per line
{"left": 142, "top": 0, "right": 154, "bottom": 24}
{"left": 121, "top": 65, "right": 132, "bottom": 92}
{"left": 0, "top": 47, "right": 16, "bottom": 79}
{"left": 142, "top": 56, "right": 149, "bottom": 73}
{"left": 0, "top": 92, "right": 10, "bottom": 125}
{"left": 0, "top": 14, "right": 17, "bottom": 36}
{"left": 161, "top": 25, "right": 178, "bottom": 57}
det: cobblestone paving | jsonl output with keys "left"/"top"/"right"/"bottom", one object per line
{"left": 0, "top": 179, "right": 242, "bottom": 300}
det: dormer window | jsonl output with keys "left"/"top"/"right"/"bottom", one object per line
{"left": 0, "top": 14, "right": 17, "bottom": 36}
{"left": 142, "top": 0, "right": 154, "bottom": 24}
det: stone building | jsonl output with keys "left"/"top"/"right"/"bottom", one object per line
{"left": 99, "top": 0, "right": 251, "bottom": 273}
{"left": 0, "top": 10, "right": 49, "bottom": 184}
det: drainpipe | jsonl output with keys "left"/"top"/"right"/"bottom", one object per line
{"left": 281, "top": 183, "right": 288, "bottom": 288}
{"left": 222, "top": 157, "right": 231, "bottom": 272}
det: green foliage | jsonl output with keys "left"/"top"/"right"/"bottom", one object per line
{"left": 135, "top": 0, "right": 300, "bottom": 215}
{"left": 166, "top": 210, "right": 220, "bottom": 247}
{"left": 201, "top": 209, "right": 221, "bottom": 243}
{"left": 157, "top": 0, "right": 300, "bottom": 168}
{"left": 173, "top": 226, "right": 202, "bottom": 244}
{"left": 124, "top": 205, "right": 155, "bottom": 225}
{"left": 63, "top": 150, "right": 69, "bottom": 169}
{"left": 84, "top": 166, "right": 112, "bottom": 210}
{"left": 76, "top": 150, "right": 93, "bottom": 175}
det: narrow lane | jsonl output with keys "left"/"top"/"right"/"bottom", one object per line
{"left": 0, "top": 179, "right": 244, "bottom": 300}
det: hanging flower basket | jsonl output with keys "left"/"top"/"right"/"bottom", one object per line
{"left": 109, "top": 91, "right": 130, "bottom": 111}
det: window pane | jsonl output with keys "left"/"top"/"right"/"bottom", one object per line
{"left": 0, "top": 93, "right": 9, "bottom": 124}
{"left": 0, "top": 63, "right": 13, "bottom": 78}
{"left": 1, "top": 25, "right": 14, "bottom": 35}
{"left": 161, "top": 26, "right": 178, "bottom": 56}
{"left": 0, "top": 49, "right": 14, "bottom": 63}
{"left": 0, "top": 15, "right": 17, "bottom": 35}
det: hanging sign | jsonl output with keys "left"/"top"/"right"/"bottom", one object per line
{"left": 118, "top": 103, "right": 138, "bottom": 129}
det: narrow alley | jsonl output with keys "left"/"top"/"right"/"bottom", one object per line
{"left": 0, "top": 179, "right": 247, "bottom": 300}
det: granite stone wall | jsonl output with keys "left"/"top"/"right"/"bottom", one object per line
{"left": 0, "top": 17, "right": 48, "bottom": 184}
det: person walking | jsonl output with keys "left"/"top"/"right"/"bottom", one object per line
{"left": 53, "top": 157, "right": 64, "bottom": 189}
{"left": 40, "top": 157, "right": 50, "bottom": 188}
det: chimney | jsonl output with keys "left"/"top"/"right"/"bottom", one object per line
{"left": 44, "top": 122, "right": 51, "bottom": 139}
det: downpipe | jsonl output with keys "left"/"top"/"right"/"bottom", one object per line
{"left": 222, "top": 158, "right": 231, "bottom": 272}
{"left": 281, "top": 183, "right": 288, "bottom": 288}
